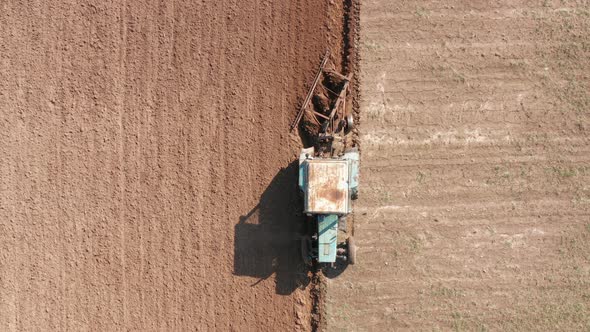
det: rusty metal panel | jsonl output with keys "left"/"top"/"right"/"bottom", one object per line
{"left": 305, "top": 160, "right": 349, "bottom": 214}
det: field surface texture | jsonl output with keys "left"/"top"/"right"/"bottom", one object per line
{"left": 0, "top": 1, "right": 337, "bottom": 330}
{"left": 328, "top": 0, "right": 590, "bottom": 331}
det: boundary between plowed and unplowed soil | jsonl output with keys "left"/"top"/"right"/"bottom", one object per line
{"left": 308, "top": 1, "right": 361, "bottom": 331}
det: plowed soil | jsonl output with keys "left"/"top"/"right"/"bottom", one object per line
{"left": 0, "top": 1, "right": 345, "bottom": 330}
{"left": 328, "top": 0, "right": 590, "bottom": 331}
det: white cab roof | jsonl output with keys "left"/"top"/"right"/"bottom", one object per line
{"left": 305, "top": 159, "right": 349, "bottom": 214}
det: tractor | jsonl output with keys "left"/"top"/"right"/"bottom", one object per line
{"left": 292, "top": 51, "right": 359, "bottom": 266}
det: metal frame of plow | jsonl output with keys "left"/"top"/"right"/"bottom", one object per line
{"left": 290, "top": 50, "right": 330, "bottom": 132}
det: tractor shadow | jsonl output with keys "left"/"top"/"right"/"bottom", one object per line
{"left": 234, "top": 161, "right": 311, "bottom": 295}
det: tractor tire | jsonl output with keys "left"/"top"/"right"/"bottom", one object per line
{"left": 301, "top": 235, "right": 313, "bottom": 266}
{"left": 345, "top": 113, "right": 354, "bottom": 134}
{"left": 347, "top": 237, "right": 357, "bottom": 265}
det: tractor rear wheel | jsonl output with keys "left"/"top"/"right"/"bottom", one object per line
{"left": 347, "top": 237, "right": 357, "bottom": 265}
{"left": 301, "top": 235, "right": 313, "bottom": 266}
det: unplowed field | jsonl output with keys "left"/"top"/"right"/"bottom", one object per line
{"left": 328, "top": 0, "right": 590, "bottom": 331}
{"left": 0, "top": 1, "right": 344, "bottom": 330}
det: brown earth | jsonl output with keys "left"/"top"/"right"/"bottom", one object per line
{"left": 0, "top": 1, "right": 350, "bottom": 330}
{"left": 328, "top": 0, "right": 590, "bottom": 331}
